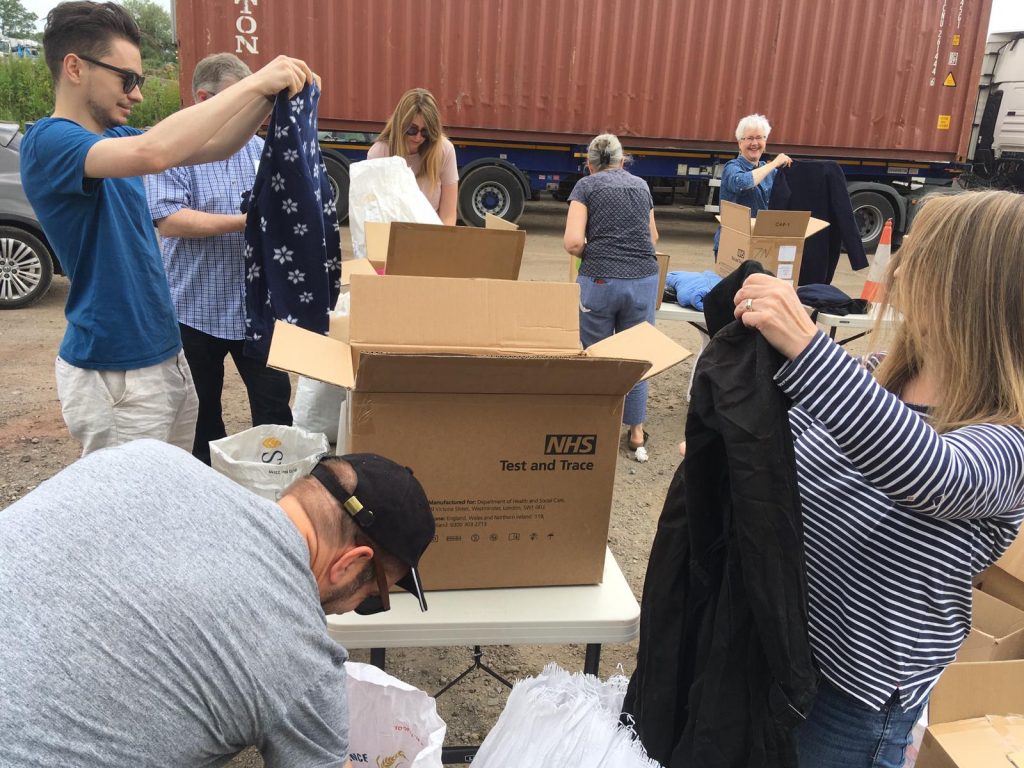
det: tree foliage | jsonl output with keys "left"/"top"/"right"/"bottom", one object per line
{"left": 121, "top": 0, "right": 176, "bottom": 66}
{"left": 0, "top": 0, "right": 37, "bottom": 38}
{"left": 0, "top": 57, "right": 181, "bottom": 130}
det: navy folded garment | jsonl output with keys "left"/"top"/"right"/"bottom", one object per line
{"left": 796, "top": 283, "right": 869, "bottom": 316}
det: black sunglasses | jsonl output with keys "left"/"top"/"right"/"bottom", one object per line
{"left": 354, "top": 556, "right": 392, "bottom": 616}
{"left": 404, "top": 125, "right": 431, "bottom": 139}
{"left": 78, "top": 54, "right": 145, "bottom": 94}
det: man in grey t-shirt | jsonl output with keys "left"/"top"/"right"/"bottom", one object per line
{"left": 0, "top": 440, "right": 435, "bottom": 767}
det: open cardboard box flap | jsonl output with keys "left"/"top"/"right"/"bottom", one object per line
{"left": 586, "top": 321, "right": 691, "bottom": 380}
{"left": 349, "top": 220, "right": 525, "bottom": 281}
{"left": 958, "top": 589, "right": 1024, "bottom": 662}
{"left": 930, "top": 659, "right": 1024, "bottom": 725}
{"left": 918, "top": 660, "right": 1024, "bottom": 768}
{"left": 349, "top": 274, "right": 581, "bottom": 352}
{"left": 270, "top": 321, "right": 355, "bottom": 388}
{"left": 341, "top": 258, "right": 379, "bottom": 285}
{"left": 997, "top": 531, "right": 1024, "bottom": 581}
{"left": 269, "top": 276, "right": 690, "bottom": 389}
{"left": 976, "top": 530, "right": 1024, "bottom": 612}
{"left": 717, "top": 200, "right": 829, "bottom": 239}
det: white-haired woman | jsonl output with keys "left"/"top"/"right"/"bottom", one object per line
{"left": 713, "top": 113, "right": 792, "bottom": 255}
{"left": 563, "top": 134, "right": 659, "bottom": 460}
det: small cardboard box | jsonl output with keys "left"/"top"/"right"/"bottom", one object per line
{"left": 268, "top": 274, "right": 690, "bottom": 590}
{"left": 569, "top": 252, "right": 672, "bottom": 309}
{"left": 918, "top": 660, "right": 1024, "bottom": 768}
{"left": 957, "top": 589, "right": 1024, "bottom": 662}
{"left": 347, "top": 219, "right": 525, "bottom": 282}
{"left": 715, "top": 201, "right": 829, "bottom": 283}
{"left": 976, "top": 532, "right": 1024, "bottom": 612}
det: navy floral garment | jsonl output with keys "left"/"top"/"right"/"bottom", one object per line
{"left": 243, "top": 83, "right": 341, "bottom": 358}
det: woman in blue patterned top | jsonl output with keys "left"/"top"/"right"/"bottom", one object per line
{"left": 563, "top": 133, "right": 660, "bottom": 461}
{"left": 731, "top": 190, "right": 1024, "bottom": 767}
{"left": 714, "top": 113, "right": 792, "bottom": 255}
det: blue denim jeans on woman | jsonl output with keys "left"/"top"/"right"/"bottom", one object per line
{"left": 577, "top": 273, "right": 659, "bottom": 426}
{"left": 797, "top": 679, "right": 926, "bottom": 768}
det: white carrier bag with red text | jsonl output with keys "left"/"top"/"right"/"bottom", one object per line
{"left": 344, "top": 661, "right": 446, "bottom": 768}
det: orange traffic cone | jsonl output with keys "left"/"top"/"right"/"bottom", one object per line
{"left": 861, "top": 219, "right": 893, "bottom": 303}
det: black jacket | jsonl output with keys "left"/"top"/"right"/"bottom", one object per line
{"left": 623, "top": 263, "right": 818, "bottom": 768}
{"left": 769, "top": 160, "right": 868, "bottom": 286}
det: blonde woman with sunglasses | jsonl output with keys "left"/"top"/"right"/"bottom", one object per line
{"left": 367, "top": 87, "right": 459, "bottom": 225}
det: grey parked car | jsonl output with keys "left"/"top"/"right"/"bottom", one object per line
{"left": 0, "top": 121, "right": 59, "bottom": 309}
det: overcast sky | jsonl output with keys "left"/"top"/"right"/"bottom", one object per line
{"left": 20, "top": 0, "right": 1024, "bottom": 35}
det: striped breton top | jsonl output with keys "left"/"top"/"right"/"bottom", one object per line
{"left": 775, "top": 331, "right": 1024, "bottom": 711}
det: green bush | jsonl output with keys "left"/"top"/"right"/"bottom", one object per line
{"left": 0, "top": 57, "right": 55, "bottom": 127}
{"left": 0, "top": 56, "right": 182, "bottom": 129}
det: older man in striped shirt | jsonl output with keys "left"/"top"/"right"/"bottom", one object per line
{"left": 146, "top": 53, "right": 292, "bottom": 465}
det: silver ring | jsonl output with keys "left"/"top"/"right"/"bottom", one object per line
{"left": 744, "top": 298, "right": 753, "bottom": 312}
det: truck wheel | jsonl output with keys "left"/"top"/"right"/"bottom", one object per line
{"left": 0, "top": 226, "right": 54, "bottom": 309}
{"left": 851, "top": 191, "right": 895, "bottom": 252}
{"left": 323, "top": 154, "right": 349, "bottom": 224}
{"left": 458, "top": 165, "right": 525, "bottom": 227}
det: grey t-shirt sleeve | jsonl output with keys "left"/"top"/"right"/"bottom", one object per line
{"left": 261, "top": 668, "right": 350, "bottom": 768}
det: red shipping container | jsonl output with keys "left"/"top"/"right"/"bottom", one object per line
{"left": 175, "top": 0, "right": 991, "bottom": 161}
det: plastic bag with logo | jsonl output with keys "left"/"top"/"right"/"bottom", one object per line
{"left": 209, "top": 424, "right": 330, "bottom": 500}
{"left": 473, "top": 663, "right": 662, "bottom": 768}
{"left": 345, "top": 661, "right": 446, "bottom": 768}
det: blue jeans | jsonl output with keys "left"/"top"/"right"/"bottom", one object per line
{"left": 577, "top": 273, "right": 659, "bottom": 426}
{"left": 797, "top": 680, "right": 925, "bottom": 768}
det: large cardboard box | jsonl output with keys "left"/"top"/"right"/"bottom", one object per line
{"left": 918, "top": 660, "right": 1024, "bottom": 767}
{"left": 353, "top": 220, "right": 525, "bottom": 280}
{"left": 569, "top": 252, "right": 672, "bottom": 309}
{"left": 269, "top": 274, "right": 690, "bottom": 590}
{"left": 957, "top": 589, "right": 1024, "bottom": 662}
{"left": 715, "top": 201, "right": 829, "bottom": 283}
{"left": 976, "top": 531, "right": 1024, "bottom": 612}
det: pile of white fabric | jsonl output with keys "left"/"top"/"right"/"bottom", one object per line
{"left": 473, "top": 663, "right": 662, "bottom": 768}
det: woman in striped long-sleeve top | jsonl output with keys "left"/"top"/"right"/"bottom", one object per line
{"left": 732, "top": 190, "right": 1024, "bottom": 768}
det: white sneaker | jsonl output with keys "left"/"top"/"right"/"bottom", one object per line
{"left": 634, "top": 446, "right": 649, "bottom": 463}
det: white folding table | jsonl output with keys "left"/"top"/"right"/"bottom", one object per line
{"left": 812, "top": 310, "right": 884, "bottom": 346}
{"left": 656, "top": 301, "right": 891, "bottom": 348}
{"left": 327, "top": 549, "right": 639, "bottom": 763}
{"left": 327, "top": 548, "right": 638, "bottom": 658}
{"left": 655, "top": 301, "right": 709, "bottom": 331}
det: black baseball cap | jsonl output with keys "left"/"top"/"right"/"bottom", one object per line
{"left": 309, "top": 454, "right": 435, "bottom": 613}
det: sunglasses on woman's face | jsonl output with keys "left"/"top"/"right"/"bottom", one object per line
{"left": 78, "top": 54, "right": 145, "bottom": 94}
{"left": 404, "top": 125, "right": 431, "bottom": 139}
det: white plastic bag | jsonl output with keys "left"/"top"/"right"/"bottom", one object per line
{"left": 291, "top": 292, "right": 350, "bottom": 444}
{"left": 209, "top": 425, "right": 330, "bottom": 500}
{"left": 348, "top": 156, "right": 441, "bottom": 259}
{"left": 473, "top": 663, "right": 660, "bottom": 768}
{"left": 345, "top": 661, "right": 446, "bottom": 768}
{"left": 292, "top": 377, "right": 346, "bottom": 444}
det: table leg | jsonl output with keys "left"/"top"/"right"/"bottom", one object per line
{"left": 584, "top": 643, "right": 601, "bottom": 675}
{"left": 370, "top": 647, "right": 386, "bottom": 670}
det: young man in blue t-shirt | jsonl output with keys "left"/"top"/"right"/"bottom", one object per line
{"left": 21, "top": 1, "right": 317, "bottom": 456}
